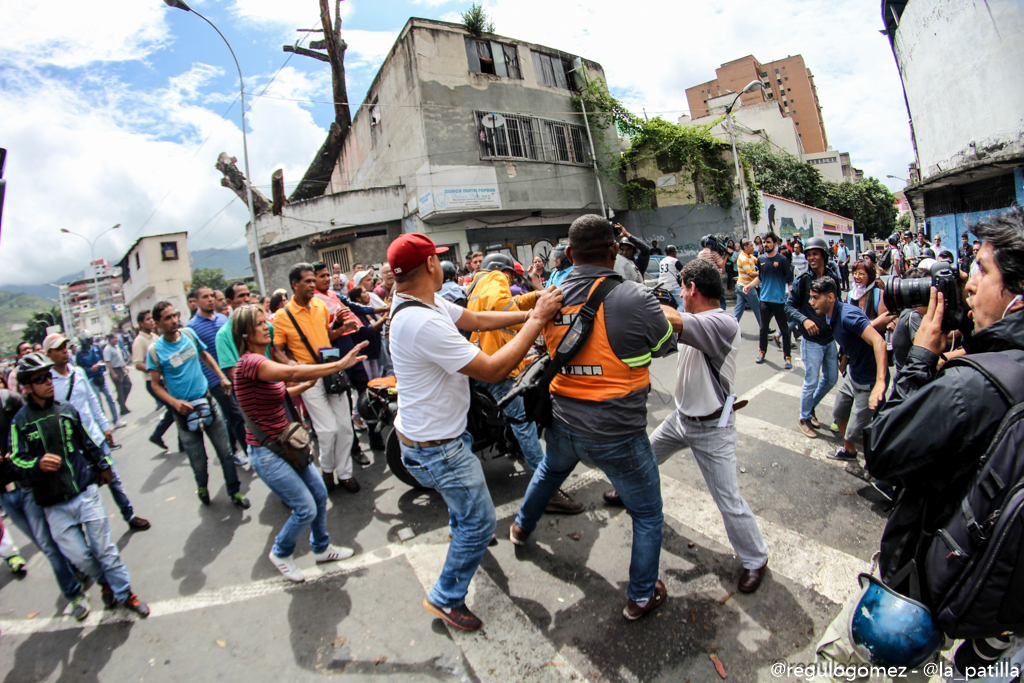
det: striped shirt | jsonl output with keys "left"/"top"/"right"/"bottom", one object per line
{"left": 736, "top": 251, "right": 759, "bottom": 287}
{"left": 234, "top": 353, "right": 288, "bottom": 446}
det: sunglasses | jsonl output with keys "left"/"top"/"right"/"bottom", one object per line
{"left": 30, "top": 374, "right": 53, "bottom": 386}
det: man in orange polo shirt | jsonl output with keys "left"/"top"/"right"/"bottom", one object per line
{"left": 273, "top": 263, "right": 362, "bottom": 493}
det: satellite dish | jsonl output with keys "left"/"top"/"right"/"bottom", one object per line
{"left": 481, "top": 113, "right": 506, "bottom": 128}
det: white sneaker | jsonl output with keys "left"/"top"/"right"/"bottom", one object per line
{"left": 114, "top": 420, "right": 127, "bottom": 429}
{"left": 314, "top": 545, "right": 355, "bottom": 563}
{"left": 268, "top": 552, "right": 305, "bottom": 582}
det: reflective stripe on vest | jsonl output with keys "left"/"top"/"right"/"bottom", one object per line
{"left": 543, "top": 277, "right": 650, "bottom": 402}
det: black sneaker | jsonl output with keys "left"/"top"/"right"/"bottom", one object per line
{"left": 197, "top": 487, "right": 211, "bottom": 506}
{"left": 122, "top": 593, "right": 150, "bottom": 618}
{"left": 423, "top": 598, "right": 482, "bottom": 631}
{"left": 352, "top": 450, "right": 370, "bottom": 467}
{"left": 828, "top": 448, "right": 858, "bottom": 462}
{"left": 231, "top": 493, "right": 251, "bottom": 509}
{"left": 870, "top": 479, "right": 896, "bottom": 502}
{"left": 100, "top": 581, "right": 117, "bottom": 608}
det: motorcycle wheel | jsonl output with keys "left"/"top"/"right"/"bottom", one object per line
{"left": 385, "top": 428, "right": 429, "bottom": 490}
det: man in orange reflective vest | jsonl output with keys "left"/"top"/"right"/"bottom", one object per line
{"left": 508, "top": 215, "right": 679, "bottom": 621}
{"left": 467, "top": 253, "right": 584, "bottom": 514}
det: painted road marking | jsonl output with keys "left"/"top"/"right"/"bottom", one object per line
{"left": 736, "top": 414, "right": 842, "bottom": 465}
{"left": 769, "top": 379, "right": 837, "bottom": 410}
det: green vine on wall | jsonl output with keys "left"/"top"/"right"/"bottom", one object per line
{"left": 572, "top": 79, "right": 760, "bottom": 224}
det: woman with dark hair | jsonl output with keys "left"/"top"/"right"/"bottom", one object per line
{"left": 753, "top": 235, "right": 763, "bottom": 256}
{"left": 724, "top": 239, "right": 738, "bottom": 291}
{"left": 849, "top": 259, "right": 894, "bottom": 333}
{"left": 232, "top": 305, "right": 367, "bottom": 582}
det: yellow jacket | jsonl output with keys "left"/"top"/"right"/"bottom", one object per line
{"left": 467, "top": 270, "right": 541, "bottom": 378}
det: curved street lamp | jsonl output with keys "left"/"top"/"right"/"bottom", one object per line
{"left": 60, "top": 223, "right": 120, "bottom": 334}
{"left": 163, "top": 0, "right": 266, "bottom": 296}
{"left": 725, "top": 80, "right": 764, "bottom": 240}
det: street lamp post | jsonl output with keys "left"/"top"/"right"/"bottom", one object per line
{"left": 725, "top": 80, "right": 764, "bottom": 241}
{"left": 60, "top": 223, "right": 119, "bottom": 335}
{"left": 163, "top": 0, "right": 267, "bottom": 296}
{"left": 887, "top": 174, "right": 909, "bottom": 183}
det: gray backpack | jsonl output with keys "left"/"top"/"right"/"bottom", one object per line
{"left": 919, "top": 352, "right": 1024, "bottom": 638}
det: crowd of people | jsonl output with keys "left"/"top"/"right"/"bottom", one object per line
{"left": 2, "top": 205, "right": 1023, "bottom": 679}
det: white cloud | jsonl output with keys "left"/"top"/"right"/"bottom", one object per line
{"left": 230, "top": 0, "right": 353, "bottom": 31}
{"left": 484, "top": 0, "right": 913, "bottom": 191}
{"left": 0, "top": 0, "right": 168, "bottom": 68}
{"left": 344, "top": 29, "right": 400, "bottom": 69}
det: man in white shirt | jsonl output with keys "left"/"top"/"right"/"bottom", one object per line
{"left": 657, "top": 245, "right": 684, "bottom": 308}
{"left": 44, "top": 334, "right": 150, "bottom": 531}
{"left": 647, "top": 259, "right": 769, "bottom": 593}
{"left": 387, "top": 233, "right": 562, "bottom": 632}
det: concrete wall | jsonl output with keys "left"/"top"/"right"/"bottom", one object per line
{"left": 893, "top": 0, "right": 1024, "bottom": 179}
{"left": 680, "top": 101, "right": 804, "bottom": 159}
{"left": 123, "top": 232, "right": 191, "bottom": 326}
{"left": 758, "top": 193, "right": 855, "bottom": 242}
{"left": 929, "top": 169, "right": 1024, "bottom": 266}
{"left": 617, "top": 204, "right": 745, "bottom": 261}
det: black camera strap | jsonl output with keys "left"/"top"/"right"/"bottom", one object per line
{"left": 284, "top": 306, "right": 329, "bottom": 366}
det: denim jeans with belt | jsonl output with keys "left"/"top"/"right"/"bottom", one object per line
{"left": 0, "top": 486, "right": 82, "bottom": 600}
{"left": 800, "top": 338, "right": 839, "bottom": 421}
{"left": 515, "top": 421, "right": 664, "bottom": 602}
{"left": 479, "top": 378, "right": 544, "bottom": 471}
{"left": 248, "top": 444, "right": 330, "bottom": 558}
{"left": 45, "top": 484, "right": 133, "bottom": 601}
{"left": 175, "top": 399, "right": 241, "bottom": 496}
{"left": 400, "top": 431, "right": 496, "bottom": 609}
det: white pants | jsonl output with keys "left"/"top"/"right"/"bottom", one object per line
{"left": 303, "top": 377, "right": 354, "bottom": 481}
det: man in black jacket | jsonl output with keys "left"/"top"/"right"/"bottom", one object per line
{"left": 813, "top": 207, "right": 1024, "bottom": 674}
{"left": 11, "top": 353, "right": 150, "bottom": 618}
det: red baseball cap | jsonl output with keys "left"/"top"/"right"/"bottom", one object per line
{"left": 387, "top": 233, "right": 448, "bottom": 275}
{"left": 513, "top": 261, "right": 524, "bottom": 275}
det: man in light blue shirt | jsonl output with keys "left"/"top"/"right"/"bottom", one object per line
{"left": 547, "top": 243, "right": 574, "bottom": 288}
{"left": 44, "top": 334, "right": 150, "bottom": 531}
{"left": 836, "top": 238, "right": 851, "bottom": 292}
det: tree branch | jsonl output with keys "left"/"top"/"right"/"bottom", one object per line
{"left": 216, "top": 153, "right": 271, "bottom": 215}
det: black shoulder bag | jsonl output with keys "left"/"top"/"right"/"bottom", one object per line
{"left": 498, "top": 276, "right": 623, "bottom": 426}
{"left": 238, "top": 392, "right": 314, "bottom": 472}
{"left": 284, "top": 307, "right": 351, "bottom": 395}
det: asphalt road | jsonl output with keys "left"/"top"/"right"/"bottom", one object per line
{"left": 0, "top": 314, "right": 897, "bottom": 683}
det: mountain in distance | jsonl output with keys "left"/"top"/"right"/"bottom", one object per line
{"left": 0, "top": 290, "right": 59, "bottom": 354}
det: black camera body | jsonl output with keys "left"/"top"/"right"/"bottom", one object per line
{"left": 883, "top": 261, "right": 962, "bottom": 331}
{"left": 701, "top": 234, "right": 729, "bottom": 256}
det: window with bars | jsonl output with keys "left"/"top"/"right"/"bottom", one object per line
{"left": 317, "top": 244, "right": 353, "bottom": 274}
{"left": 476, "top": 110, "right": 590, "bottom": 165}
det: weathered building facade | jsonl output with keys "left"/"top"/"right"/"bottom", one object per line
{"left": 249, "top": 18, "right": 619, "bottom": 290}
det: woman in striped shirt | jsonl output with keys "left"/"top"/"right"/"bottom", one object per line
{"left": 231, "top": 305, "right": 367, "bottom": 583}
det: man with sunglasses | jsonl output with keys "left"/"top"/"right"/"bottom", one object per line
{"left": 147, "top": 301, "right": 250, "bottom": 509}
{"left": 9, "top": 353, "right": 150, "bottom": 617}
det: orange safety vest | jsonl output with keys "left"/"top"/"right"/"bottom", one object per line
{"left": 543, "top": 277, "right": 650, "bottom": 402}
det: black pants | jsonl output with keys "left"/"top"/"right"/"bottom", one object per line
{"left": 209, "top": 383, "right": 247, "bottom": 454}
{"left": 840, "top": 264, "right": 850, "bottom": 290}
{"left": 145, "top": 380, "right": 176, "bottom": 440}
{"left": 759, "top": 301, "right": 792, "bottom": 357}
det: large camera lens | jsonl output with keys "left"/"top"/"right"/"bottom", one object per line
{"left": 883, "top": 276, "right": 933, "bottom": 313}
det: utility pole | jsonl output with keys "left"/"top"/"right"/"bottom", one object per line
{"left": 571, "top": 59, "right": 608, "bottom": 219}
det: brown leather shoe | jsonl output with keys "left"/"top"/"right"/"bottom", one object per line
{"left": 797, "top": 419, "right": 818, "bottom": 439}
{"left": 809, "top": 410, "right": 821, "bottom": 429}
{"left": 602, "top": 489, "right": 624, "bottom": 506}
{"left": 338, "top": 478, "right": 361, "bottom": 493}
{"left": 127, "top": 516, "right": 151, "bottom": 531}
{"left": 545, "top": 489, "right": 585, "bottom": 514}
{"left": 509, "top": 522, "right": 530, "bottom": 546}
{"left": 738, "top": 561, "right": 768, "bottom": 593}
{"left": 623, "top": 580, "right": 667, "bottom": 620}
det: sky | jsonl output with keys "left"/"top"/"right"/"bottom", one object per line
{"left": 0, "top": 0, "right": 913, "bottom": 287}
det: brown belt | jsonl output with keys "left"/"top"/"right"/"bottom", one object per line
{"left": 689, "top": 399, "right": 748, "bottom": 422}
{"left": 395, "top": 429, "right": 454, "bottom": 450}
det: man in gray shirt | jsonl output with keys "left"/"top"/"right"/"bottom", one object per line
{"left": 644, "top": 259, "right": 769, "bottom": 593}
{"left": 103, "top": 333, "right": 131, "bottom": 416}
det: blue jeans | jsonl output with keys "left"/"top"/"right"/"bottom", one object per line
{"left": 0, "top": 486, "right": 82, "bottom": 600}
{"left": 101, "top": 442, "right": 134, "bottom": 521}
{"left": 800, "top": 338, "right": 839, "bottom": 421}
{"left": 479, "top": 378, "right": 544, "bottom": 471}
{"left": 146, "top": 380, "right": 175, "bottom": 439}
{"left": 175, "top": 398, "right": 241, "bottom": 495}
{"left": 401, "top": 431, "right": 496, "bottom": 609}
{"left": 45, "top": 484, "right": 133, "bottom": 601}
{"left": 515, "top": 422, "right": 663, "bottom": 602}
{"left": 733, "top": 286, "right": 762, "bottom": 326}
{"left": 248, "top": 444, "right": 330, "bottom": 558}
{"left": 91, "top": 375, "right": 119, "bottom": 423}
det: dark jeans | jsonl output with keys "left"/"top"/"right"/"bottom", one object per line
{"left": 174, "top": 399, "right": 241, "bottom": 495}
{"left": 840, "top": 264, "right": 850, "bottom": 290}
{"left": 110, "top": 367, "right": 132, "bottom": 412}
{"left": 145, "top": 380, "right": 176, "bottom": 440}
{"left": 759, "top": 301, "right": 792, "bottom": 357}
{"left": 210, "top": 383, "right": 247, "bottom": 455}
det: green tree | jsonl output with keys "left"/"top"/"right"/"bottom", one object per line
{"left": 738, "top": 142, "right": 825, "bottom": 207}
{"left": 897, "top": 212, "right": 911, "bottom": 232}
{"left": 21, "top": 306, "right": 62, "bottom": 346}
{"left": 462, "top": 3, "right": 494, "bottom": 36}
{"left": 821, "top": 177, "right": 897, "bottom": 241}
{"left": 190, "top": 268, "right": 229, "bottom": 294}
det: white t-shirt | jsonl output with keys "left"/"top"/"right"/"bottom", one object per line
{"left": 672, "top": 309, "right": 740, "bottom": 418}
{"left": 390, "top": 293, "right": 480, "bottom": 442}
{"left": 613, "top": 254, "right": 643, "bottom": 283}
{"left": 658, "top": 255, "right": 682, "bottom": 289}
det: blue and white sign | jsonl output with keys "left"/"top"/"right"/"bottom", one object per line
{"left": 418, "top": 186, "right": 502, "bottom": 216}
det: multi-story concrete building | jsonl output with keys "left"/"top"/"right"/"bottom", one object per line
{"left": 250, "top": 18, "right": 618, "bottom": 289}
{"left": 883, "top": 0, "right": 1024, "bottom": 256}
{"left": 679, "top": 98, "right": 805, "bottom": 159}
{"left": 686, "top": 54, "right": 828, "bottom": 154}
{"left": 117, "top": 232, "right": 191, "bottom": 327}
{"left": 804, "top": 150, "right": 863, "bottom": 184}
{"left": 55, "top": 260, "right": 126, "bottom": 337}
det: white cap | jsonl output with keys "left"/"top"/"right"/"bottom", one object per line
{"left": 352, "top": 270, "right": 372, "bottom": 288}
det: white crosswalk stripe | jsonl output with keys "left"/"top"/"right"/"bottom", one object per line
{"left": 769, "top": 379, "right": 837, "bottom": 410}
{"left": 736, "top": 414, "right": 843, "bottom": 464}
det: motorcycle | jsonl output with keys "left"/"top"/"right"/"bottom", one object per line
{"left": 357, "top": 376, "right": 525, "bottom": 490}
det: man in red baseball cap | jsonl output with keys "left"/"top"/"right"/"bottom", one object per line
{"left": 386, "top": 233, "right": 563, "bottom": 632}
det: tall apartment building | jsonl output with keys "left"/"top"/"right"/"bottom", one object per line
{"left": 685, "top": 54, "right": 828, "bottom": 154}
{"left": 55, "top": 260, "right": 127, "bottom": 337}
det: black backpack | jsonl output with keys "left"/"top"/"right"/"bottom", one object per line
{"left": 879, "top": 246, "right": 894, "bottom": 272}
{"left": 908, "top": 352, "right": 1024, "bottom": 639}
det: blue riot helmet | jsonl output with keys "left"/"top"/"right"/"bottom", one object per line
{"left": 849, "top": 574, "right": 944, "bottom": 668}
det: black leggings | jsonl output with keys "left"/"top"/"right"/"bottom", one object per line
{"left": 759, "top": 301, "right": 792, "bottom": 357}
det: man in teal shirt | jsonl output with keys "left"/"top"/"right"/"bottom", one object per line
{"left": 215, "top": 282, "right": 274, "bottom": 380}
